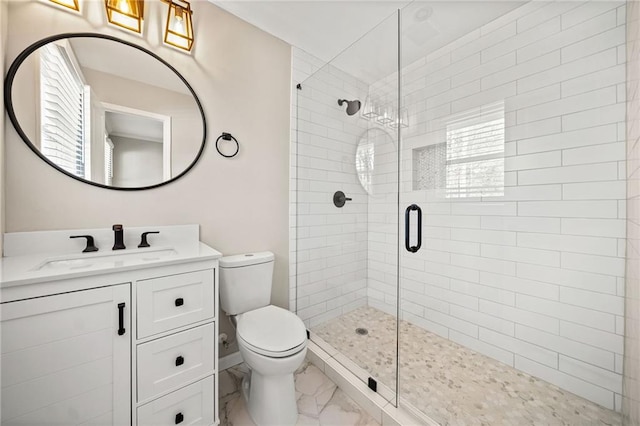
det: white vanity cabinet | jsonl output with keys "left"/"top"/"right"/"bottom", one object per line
{"left": 1, "top": 284, "right": 132, "bottom": 425}
{"left": 0, "top": 227, "right": 221, "bottom": 426}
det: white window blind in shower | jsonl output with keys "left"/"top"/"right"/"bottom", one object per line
{"left": 39, "top": 43, "right": 87, "bottom": 179}
{"left": 445, "top": 102, "right": 505, "bottom": 198}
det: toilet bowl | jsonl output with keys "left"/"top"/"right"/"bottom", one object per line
{"left": 236, "top": 305, "right": 307, "bottom": 425}
{"left": 219, "top": 253, "right": 308, "bottom": 425}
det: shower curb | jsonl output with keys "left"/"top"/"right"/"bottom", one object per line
{"left": 307, "top": 340, "right": 437, "bottom": 426}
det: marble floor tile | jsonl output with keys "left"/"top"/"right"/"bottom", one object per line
{"left": 313, "top": 306, "right": 622, "bottom": 426}
{"left": 219, "top": 360, "right": 379, "bottom": 426}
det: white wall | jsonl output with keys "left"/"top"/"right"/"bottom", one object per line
{"left": 4, "top": 0, "right": 291, "bottom": 358}
{"left": 369, "top": 0, "right": 626, "bottom": 410}
{"left": 623, "top": 0, "right": 640, "bottom": 422}
{"left": 111, "top": 136, "right": 163, "bottom": 187}
{"left": 0, "top": 0, "right": 7, "bottom": 255}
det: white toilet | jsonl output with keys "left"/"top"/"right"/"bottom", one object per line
{"left": 219, "top": 252, "right": 308, "bottom": 426}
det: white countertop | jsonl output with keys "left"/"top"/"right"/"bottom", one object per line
{"left": 0, "top": 225, "right": 222, "bottom": 289}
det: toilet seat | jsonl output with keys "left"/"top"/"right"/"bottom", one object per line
{"left": 237, "top": 305, "right": 307, "bottom": 358}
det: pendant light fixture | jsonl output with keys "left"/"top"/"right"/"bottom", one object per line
{"left": 48, "top": 0, "right": 80, "bottom": 12}
{"left": 105, "top": 0, "right": 144, "bottom": 34}
{"left": 161, "top": 0, "right": 194, "bottom": 52}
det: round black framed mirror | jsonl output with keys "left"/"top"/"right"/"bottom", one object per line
{"left": 5, "top": 33, "right": 207, "bottom": 190}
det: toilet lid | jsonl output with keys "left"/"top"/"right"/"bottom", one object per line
{"left": 237, "top": 305, "right": 307, "bottom": 355}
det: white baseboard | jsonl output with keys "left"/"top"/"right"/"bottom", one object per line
{"left": 219, "top": 351, "right": 243, "bottom": 371}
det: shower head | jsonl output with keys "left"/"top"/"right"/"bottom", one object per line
{"left": 338, "top": 99, "right": 362, "bottom": 116}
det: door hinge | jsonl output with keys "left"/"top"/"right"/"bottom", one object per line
{"left": 368, "top": 377, "right": 377, "bottom": 392}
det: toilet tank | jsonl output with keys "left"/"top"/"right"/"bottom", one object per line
{"left": 219, "top": 252, "right": 275, "bottom": 315}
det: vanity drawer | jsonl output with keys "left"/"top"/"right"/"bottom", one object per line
{"left": 137, "top": 375, "right": 215, "bottom": 426}
{"left": 137, "top": 269, "right": 214, "bottom": 338}
{"left": 137, "top": 323, "right": 215, "bottom": 402}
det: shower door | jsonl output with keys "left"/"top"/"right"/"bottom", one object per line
{"left": 397, "top": 1, "right": 627, "bottom": 423}
{"left": 294, "top": 10, "right": 402, "bottom": 404}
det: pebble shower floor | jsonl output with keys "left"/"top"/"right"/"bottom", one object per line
{"left": 314, "top": 306, "right": 620, "bottom": 425}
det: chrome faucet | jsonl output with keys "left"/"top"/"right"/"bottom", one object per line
{"left": 112, "top": 224, "right": 126, "bottom": 250}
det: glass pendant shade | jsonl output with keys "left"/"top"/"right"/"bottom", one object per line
{"left": 105, "top": 0, "right": 144, "bottom": 33}
{"left": 163, "top": 0, "right": 194, "bottom": 52}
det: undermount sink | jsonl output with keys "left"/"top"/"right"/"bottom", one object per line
{"left": 32, "top": 248, "right": 178, "bottom": 271}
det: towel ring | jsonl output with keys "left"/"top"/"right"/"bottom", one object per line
{"left": 216, "top": 132, "right": 239, "bottom": 158}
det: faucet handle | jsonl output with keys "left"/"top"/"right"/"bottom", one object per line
{"left": 138, "top": 231, "right": 160, "bottom": 248}
{"left": 70, "top": 235, "right": 99, "bottom": 253}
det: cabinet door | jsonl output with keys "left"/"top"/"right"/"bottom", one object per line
{"left": 1, "top": 284, "right": 131, "bottom": 425}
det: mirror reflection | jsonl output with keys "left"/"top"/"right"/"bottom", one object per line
{"left": 9, "top": 35, "right": 205, "bottom": 189}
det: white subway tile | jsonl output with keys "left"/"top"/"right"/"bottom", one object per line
{"left": 424, "top": 214, "right": 481, "bottom": 229}
{"left": 481, "top": 216, "right": 561, "bottom": 233}
{"left": 515, "top": 356, "right": 615, "bottom": 409}
{"left": 517, "top": 263, "right": 617, "bottom": 295}
{"left": 518, "top": 10, "right": 617, "bottom": 63}
{"left": 450, "top": 228, "right": 516, "bottom": 245}
{"left": 562, "top": 64, "right": 625, "bottom": 98}
{"left": 561, "top": 26, "right": 625, "bottom": 64}
{"left": 518, "top": 48, "right": 617, "bottom": 93}
{"left": 517, "top": 232, "right": 618, "bottom": 257}
{"left": 480, "top": 271, "right": 560, "bottom": 300}
{"left": 479, "top": 300, "right": 559, "bottom": 334}
{"left": 518, "top": 2, "right": 579, "bottom": 33}
{"left": 505, "top": 151, "right": 561, "bottom": 171}
{"left": 516, "top": 325, "right": 615, "bottom": 370}
{"left": 562, "top": 103, "right": 625, "bottom": 131}
{"left": 450, "top": 202, "right": 517, "bottom": 216}
{"left": 516, "top": 294, "right": 616, "bottom": 332}
{"left": 483, "top": 52, "right": 560, "bottom": 90}
{"left": 560, "top": 321, "right": 624, "bottom": 352}
{"left": 480, "top": 328, "right": 558, "bottom": 368}
{"left": 562, "top": 181, "right": 626, "bottom": 200}
{"left": 450, "top": 279, "right": 516, "bottom": 306}
{"left": 482, "top": 17, "right": 560, "bottom": 63}
{"left": 425, "top": 309, "right": 479, "bottom": 338}
{"left": 452, "top": 52, "right": 516, "bottom": 88}
{"left": 563, "top": 141, "right": 626, "bottom": 166}
{"left": 517, "top": 124, "right": 618, "bottom": 155}
{"left": 517, "top": 200, "right": 618, "bottom": 218}
{"left": 506, "top": 117, "right": 561, "bottom": 142}
{"left": 559, "top": 355, "right": 622, "bottom": 393}
{"left": 561, "top": 218, "right": 625, "bottom": 238}
{"left": 481, "top": 243, "right": 560, "bottom": 267}
{"left": 499, "top": 185, "right": 563, "bottom": 201}
{"left": 567, "top": 282, "right": 623, "bottom": 316}
{"left": 517, "top": 87, "right": 617, "bottom": 125}
{"left": 506, "top": 84, "right": 561, "bottom": 112}
{"left": 451, "top": 254, "right": 516, "bottom": 276}
{"left": 449, "top": 330, "right": 515, "bottom": 366}
{"left": 562, "top": 1, "right": 621, "bottom": 30}
{"left": 452, "top": 82, "right": 517, "bottom": 113}
{"left": 424, "top": 238, "right": 480, "bottom": 256}
{"left": 561, "top": 252, "right": 625, "bottom": 276}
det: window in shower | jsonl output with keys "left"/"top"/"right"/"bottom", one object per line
{"left": 412, "top": 101, "right": 505, "bottom": 197}
{"left": 444, "top": 101, "right": 505, "bottom": 198}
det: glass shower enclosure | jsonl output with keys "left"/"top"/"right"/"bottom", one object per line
{"left": 294, "top": 1, "right": 627, "bottom": 423}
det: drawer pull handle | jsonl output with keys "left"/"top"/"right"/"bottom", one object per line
{"left": 175, "top": 298, "right": 184, "bottom": 307}
{"left": 117, "top": 303, "right": 126, "bottom": 336}
{"left": 175, "top": 355, "right": 185, "bottom": 366}
{"left": 175, "top": 412, "right": 184, "bottom": 424}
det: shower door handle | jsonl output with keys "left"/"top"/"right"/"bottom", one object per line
{"left": 405, "top": 204, "right": 422, "bottom": 253}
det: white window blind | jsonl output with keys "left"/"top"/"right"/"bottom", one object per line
{"left": 39, "top": 43, "right": 87, "bottom": 178}
{"left": 445, "top": 102, "right": 505, "bottom": 198}
{"left": 104, "top": 137, "right": 114, "bottom": 186}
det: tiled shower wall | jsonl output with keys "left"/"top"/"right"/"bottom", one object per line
{"left": 291, "top": 47, "right": 372, "bottom": 328}
{"left": 623, "top": 0, "right": 640, "bottom": 421}
{"left": 366, "top": 1, "right": 626, "bottom": 410}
